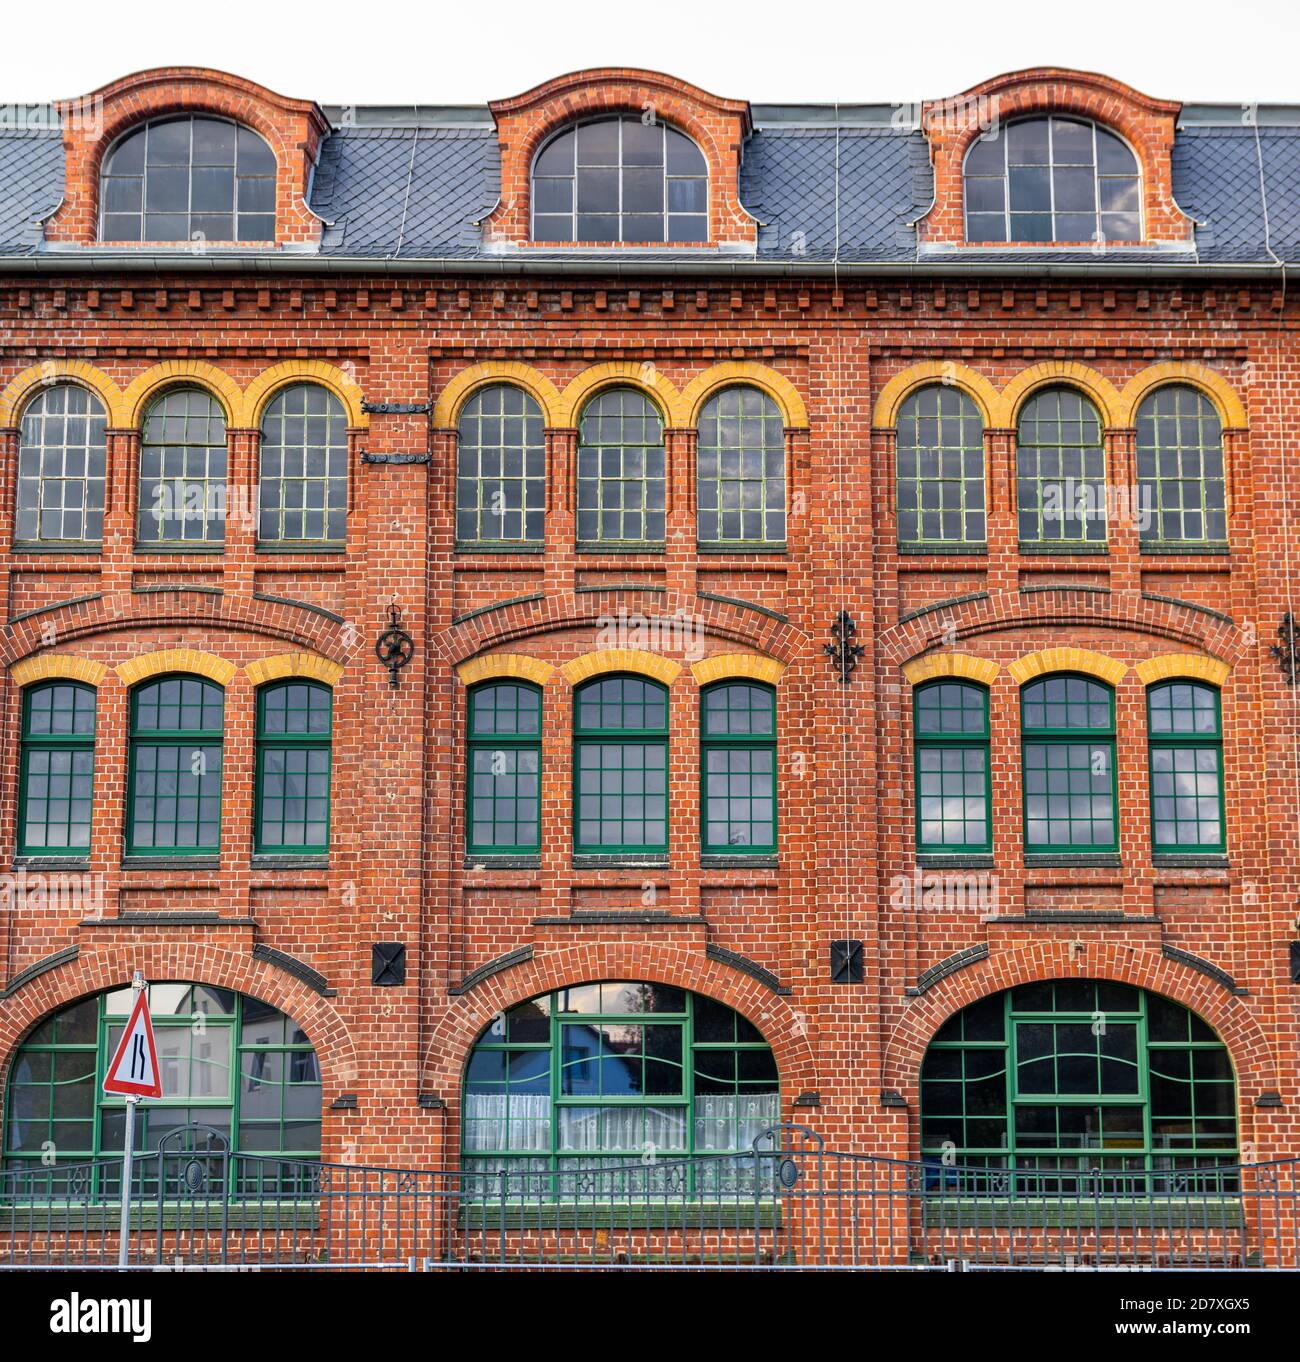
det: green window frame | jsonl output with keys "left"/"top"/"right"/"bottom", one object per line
{"left": 1016, "top": 387, "right": 1107, "bottom": 547}
{"left": 127, "top": 675, "right": 224, "bottom": 856}
{"left": 700, "top": 682, "right": 776, "bottom": 855}
{"left": 258, "top": 383, "right": 348, "bottom": 548}
{"left": 137, "top": 387, "right": 228, "bottom": 546}
{"left": 16, "top": 383, "right": 108, "bottom": 547}
{"left": 896, "top": 385, "right": 987, "bottom": 548}
{"left": 1135, "top": 386, "right": 1227, "bottom": 549}
{"left": 18, "top": 682, "right": 96, "bottom": 856}
{"left": 1147, "top": 680, "right": 1225, "bottom": 853}
{"left": 3, "top": 983, "right": 321, "bottom": 1198}
{"left": 575, "top": 388, "right": 665, "bottom": 548}
{"left": 920, "top": 980, "right": 1238, "bottom": 1195}
{"left": 573, "top": 675, "right": 668, "bottom": 854}
{"left": 455, "top": 384, "right": 546, "bottom": 549}
{"left": 466, "top": 681, "right": 542, "bottom": 856}
{"left": 462, "top": 982, "right": 780, "bottom": 1200}
{"left": 696, "top": 386, "right": 786, "bottom": 548}
{"left": 914, "top": 680, "right": 991, "bottom": 854}
{"left": 1021, "top": 674, "right": 1117, "bottom": 853}
{"left": 254, "top": 681, "right": 332, "bottom": 854}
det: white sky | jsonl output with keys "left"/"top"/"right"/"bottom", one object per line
{"left": 3, "top": 0, "right": 1299, "bottom": 108}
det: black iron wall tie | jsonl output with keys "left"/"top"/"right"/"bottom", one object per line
{"left": 824, "top": 610, "right": 865, "bottom": 683}
{"left": 1270, "top": 612, "right": 1298, "bottom": 684}
{"left": 375, "top": 601, "right": 414, "bottom": 688}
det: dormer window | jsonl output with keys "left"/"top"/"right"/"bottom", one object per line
{"left": 531, "top": 115, "right": 708, "bottom": 243}
{"left": 100, "top": 114, "right": 277, "bottom": 243}
{"left": 963, "top": 116, "right": 1141, "bottom": 244}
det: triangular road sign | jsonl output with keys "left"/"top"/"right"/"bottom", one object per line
{"left": 102, "top": 990, "right": 162, "bottom": 1098}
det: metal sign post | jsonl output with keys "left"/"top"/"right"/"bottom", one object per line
{"left": 118, "top": 1092, "right": 139, "bottom": 1268}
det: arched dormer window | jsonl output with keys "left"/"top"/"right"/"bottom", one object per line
{"left": 100, "top": 114, "right": 277, "bottom": 243}
{"left": 963, "top": 116, "right": 1140, "bottom": 244}
{"left": 531, "top": 115, "right": 707, "bottom": 244}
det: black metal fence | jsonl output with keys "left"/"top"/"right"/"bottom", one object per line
{"left": 1, "top": 1124, "right": 1296, "bottom": 1270}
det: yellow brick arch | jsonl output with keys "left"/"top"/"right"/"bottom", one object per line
{"left": 691, "top": 653, "right": 787, "bottom": 686}
{"left": 679, "top": 363, "right": 809, "bottom": 429}
{"left": 1008, "top": 647, "right": 1127, "bottom": 688}
{"left": 555, "top": 362, "right": 687, "bottom": 428}
{"left": 1116, "top": 363, "right": 1248, "bottom": 431}
{"left": 118, "top": 361, "right": 244, "bottom": 428}
{"left": 872, "top": 361, "right": 1001, "bottom": 428}
{"left": 1134, "top": 653, "right": 1231, "bottom": 688}
{"left": 0, "top": 361, "right": 124, "bottom": 428}
{"left": 901, "top": 652, "right": 1001, "bottom": 687}
{"left": 244, "top": 652, "right": 346, "bottom": 688}
{"left": 994, "top": 361, "right": 1124, "bottom": 428}
{"left": 115, "top": 648, "right": 237, "bottom": 689}
{"left": 10, "top": 654, "right": 109, "bottom": 689}
{"left": 432, "top": 362, "right": 563, "bottom": 429}
{"left": 241, "top": 361, "right": 368, "bottom": 430}
{"left": 455, "top": 654, "right": 556, "bottom": 687}
{"left": 559, "top": 649, "right": 681, "bottom": 687}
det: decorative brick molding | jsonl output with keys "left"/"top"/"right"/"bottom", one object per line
{"left": 1007, "top": 646, "right": 1127, "bottom": 687}
{"left": 1134, "top": 653, "right": 1231, "bottom": 688}
{"left": 0, "top": 361, "right": 125, "bottom": 429}
{"left": 993, "top": 360, "right": 1124, "bottom": 428}
{"left": 10, "top": 654, "right": 108, "bottom": 689}
{"left": 243, "top": 652, "right": 345, "bottom": 688}
{"left": 555, "top": 361, "right": 687, "bottom": 428}
{"left": 691, "top": 653, "right": 785, "bottom": 686}
{"left": 1117, "top": 362, "right": 1249, "bottom": 429}
{"left": 872, "top": 361, "right": 1002, "bottom": 428}
{"left": 240, "top": 360, "right": 368, "bottom": 429}
{"left": 483, "top": 68, "right": 755, "bottom": 249}
{"left": 679, "top": 362, "right": 809, "bottom": 429}
{"left": 115, "top": 647, "right": 237, "bottom": 688}
{"left": 119, "top": 359, "right": 244, "bottom": 427}
{"left": 455, "top": 653, "right": 556, "bottom": 687}
{"left": 45, "top": 66, "right": 329, "bottom": 247}
{"left": 559, "top": 648, "right": 681, "bottom": 686}
{"left": 432, "top": 361, "right": 563, "bottom": 429}
{"left": 918, "top": 67, "right": 1193, "bottom": 248}
{"left": 902, "top": 652, "right": 1000, "bottom": 687}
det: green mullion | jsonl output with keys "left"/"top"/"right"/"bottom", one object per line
{"left": 254, "top": 738, "right": 331, "bottom": 854}
{"left": 1147, "top": 685, "right": 1224, "bottom": 853}
{"left": 466, "top": 731, "right": 540, "bottom": 856}
{"left": 914, "top": 683, "right": 991, "bottom": 855}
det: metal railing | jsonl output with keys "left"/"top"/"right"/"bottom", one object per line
{"left": 0, "top": 1123, "right": 1296, "bottom": 1270}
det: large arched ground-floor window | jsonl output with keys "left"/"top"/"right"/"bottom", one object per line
{"left": 462, "top": 982, "right": 780, "bottom": 1199}
{"left": 920, "top": 980, "right": 1238, "bottom": 1195}
{"left": 4, "top": 982, "right": 322, "bottom": 1196}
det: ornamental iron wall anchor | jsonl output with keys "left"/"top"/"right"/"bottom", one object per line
{"left": 824, "top": 611, "right": 865, "bottom": 683}
{"left": 1271, "top": 612, "right": 1298, "bottom": 684}
{"left": 375, "top": 601, "right": 414, "bottom": 688}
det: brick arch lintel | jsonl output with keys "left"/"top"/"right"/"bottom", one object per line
{"left": 422, "top": 939, "right": 817, "bottom": 1098}
{"left": 882, "top": 940, "right": 1278, "bottom": 1111}
{"left": 0, "top": 940, "right": 359, "bottom": 1095}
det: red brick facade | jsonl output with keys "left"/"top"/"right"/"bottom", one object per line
{"left": 0, "top": 65, "right": 1297, "bottom": 1183}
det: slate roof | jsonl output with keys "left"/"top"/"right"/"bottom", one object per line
{"left": 4, "top": 104, "right": 1300, "bottom": 269}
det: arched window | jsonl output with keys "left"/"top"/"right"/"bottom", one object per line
{"left": 462, "top": 982, "right": 779, "bottom": 1198}
{"left": 696, "top": 387, "right": 786, "bottom": 548}
{"left": 1021, "top": 675, "right": 1116, "bottom": 853}
{"left": 574, "top": 676, "right": 668, "bottom": 853}
{"left": 920, "top": 980, "right": 1237, "bottom": 1194}
{"left": 466, "top": 681, "right": 542, "bottom": 856}
{"left": 1016, "top": 388, "right": 1106, "bottom": 547}
{"left": 16, "top": 384, "right": 107, "bottom": 547}
{"left": 255, "top": 681, "right": 332, "bottom": 854}
{"left": 127, "top": 676, "right": 224, "bottom": 856}
{"left": 258, "top": 384, "right": 348, "bottom": 547}
{"left": 18, "top": 682, "right": 96, "bottom": 855}
{"left": 455, "top": 385, "right": 546, "bottom": 548}
{"left": 914, "top": 680, "right": 990, "bottom": 853}
{"left": 896, "top": 385, "right": 986, "bottom": 548}
{"left": 4, "top": 984, "right": 321, "bottom": 1191}
{"left": 137, "top": 388, "right": 228, "bottom": 546}
{"left": 100, "top": 114, "right": 277, "bottom": 243}
{"left": 964, "top": 116, "right": 1141, "bottom": 244}
{"left": 575, "top": 389, "right": 665, "bottom": 548}
{"left": 531, "top": 116, "right": 708, "bottom": 243}
{"left": 1148, "top": 681, "right": 1224, "bottom": 853}
{"left": 701, "top": 682, "right": 776, "bottom": 855}
{"left": 1135, "top": 386, "right": 1227, "bottom": 548}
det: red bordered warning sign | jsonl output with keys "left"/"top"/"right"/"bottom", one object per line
{"left": 102, "top": 989, "right": 162, "bottom": 1098}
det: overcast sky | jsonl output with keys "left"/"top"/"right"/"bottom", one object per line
{"left": 4, "top": 0, "right": 1299, "bottom": 108}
